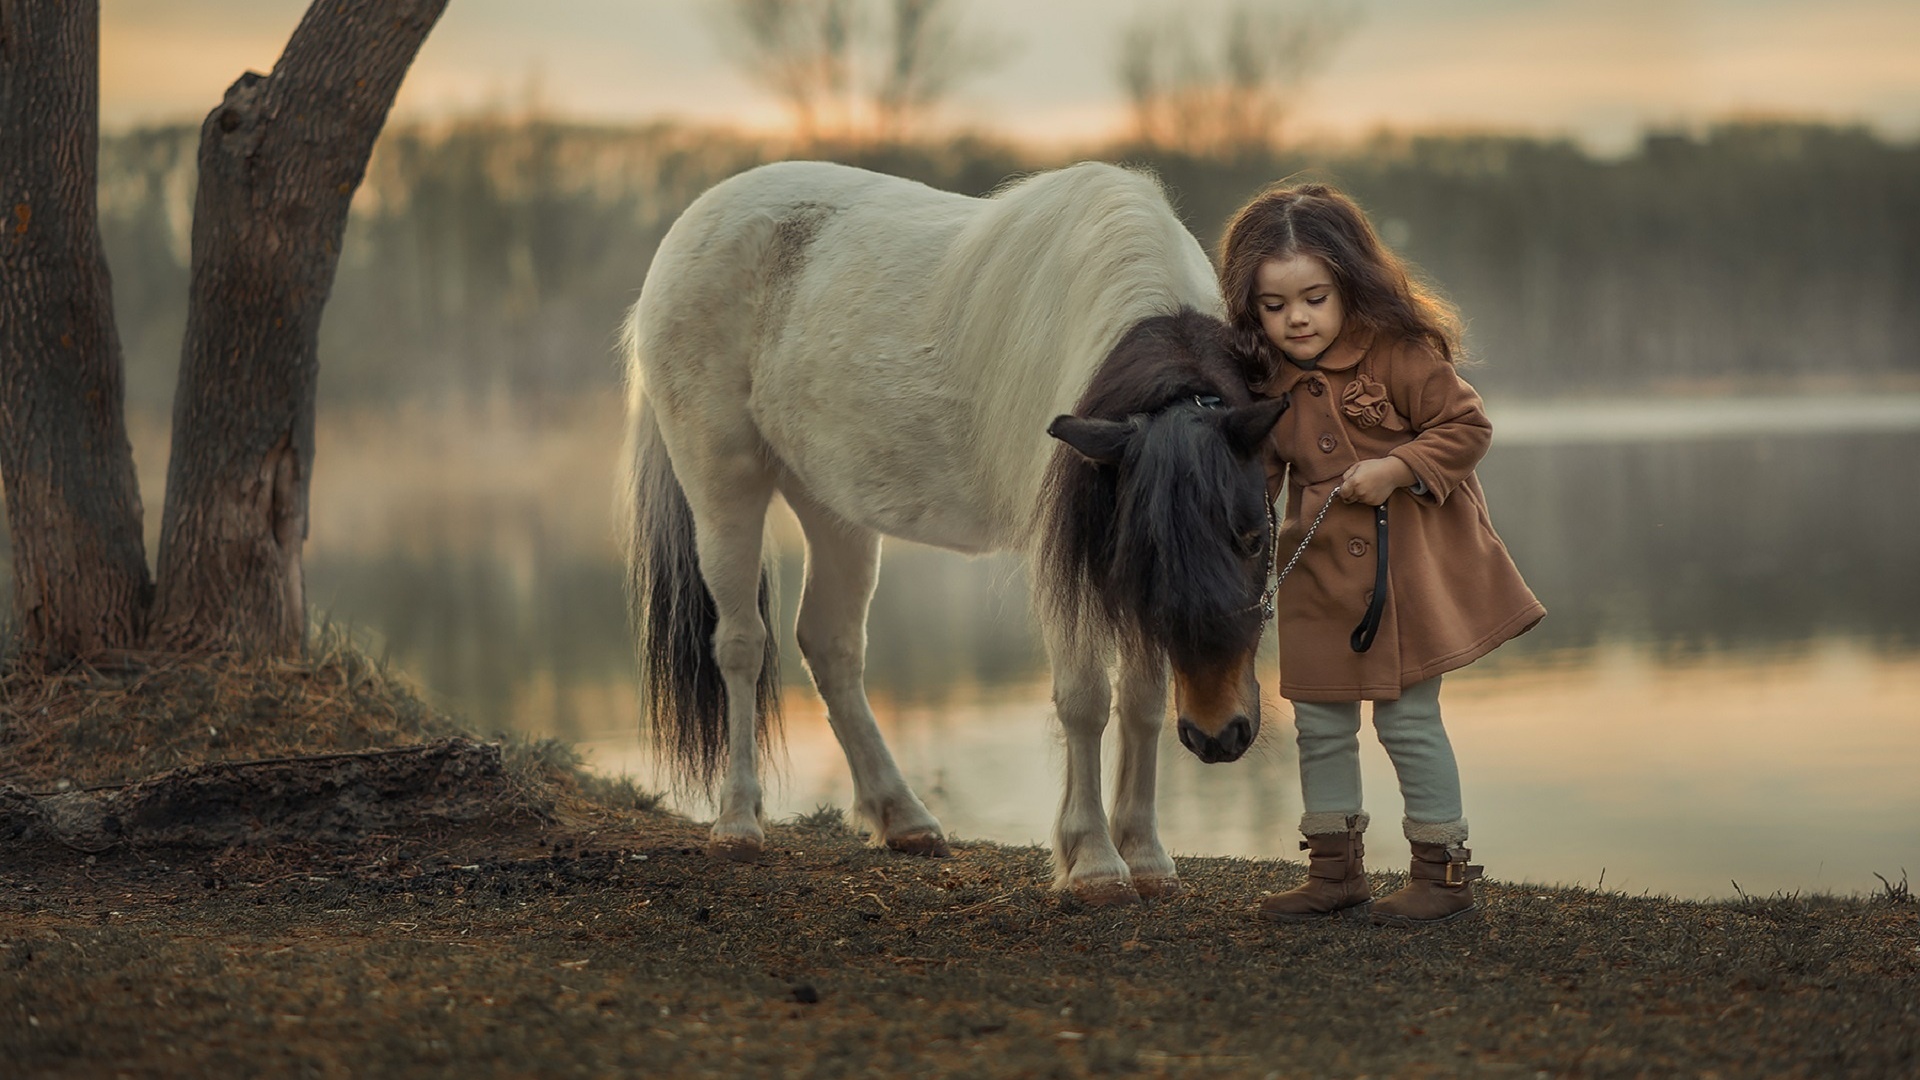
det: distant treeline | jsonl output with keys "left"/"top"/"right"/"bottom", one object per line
{"left": 99, "top": 119, "right": 1920, "bottom": 408}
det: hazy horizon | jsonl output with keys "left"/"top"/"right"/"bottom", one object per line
{"left": 100, "top": 0, "right": 1920, "bottom": 154}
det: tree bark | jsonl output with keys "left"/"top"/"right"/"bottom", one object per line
{"left": 0, "top": 0, "right": 154, "bottom": 663}
{"left": 148, "top": 0, "right": 447, "bottom": 656}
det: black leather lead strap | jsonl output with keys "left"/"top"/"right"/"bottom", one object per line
{"left": 1350, "top": 502, "right": 1389, "bottom": 653}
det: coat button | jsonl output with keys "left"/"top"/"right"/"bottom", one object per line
{"left": 1318, "top": 434, "right": 1337, "bottom": 453}
{"left": 1307, "top": 380, "right": 1325, "bottom": 397}
{"left": 1348, "top": 538, "right": 1368, "bottom": 557}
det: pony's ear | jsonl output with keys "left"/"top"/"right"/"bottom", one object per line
{"left": 1048, "top": 415, "right": 1134, "bottom": 465}
{"left": 1220, "top": 395, "right": 1288, "bottom": 458}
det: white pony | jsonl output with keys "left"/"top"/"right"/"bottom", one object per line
{"left": 620, "top": 161, "right": 1285, "bottom": 901}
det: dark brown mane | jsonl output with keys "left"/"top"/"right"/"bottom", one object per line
{"left": 1036, "top": 307, "right": 1271, "bottom": 658}
{"left": 1069, "top": 308, "right": 1258, "bottom": 420}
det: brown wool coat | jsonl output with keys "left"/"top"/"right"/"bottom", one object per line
{"left": 1261, "top": 332, "right": 1545, "bottom": 702}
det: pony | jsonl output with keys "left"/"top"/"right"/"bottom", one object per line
{"left": 619, "top": 160, "right": 1285, "bottom": 902}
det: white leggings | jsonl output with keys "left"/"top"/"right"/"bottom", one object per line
{"left": 1289, "top": 675, "right": 1464, "bottom": 829}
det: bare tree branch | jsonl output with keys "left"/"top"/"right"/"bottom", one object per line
{"left": 710, "top": 0, "right": 858, "bottom": 141}
{"left": 872, "top": 0, "right": 1006, "bottom": 141}
{"left": 1116, "top": 0, "right": 1358, "bottom": 154}
{"left": 712, "top": 0, "right": 1007, "bottom": 143}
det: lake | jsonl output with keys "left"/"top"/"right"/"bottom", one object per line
{"left": 39, "top": 395, "right": 1920, "bottom": 900}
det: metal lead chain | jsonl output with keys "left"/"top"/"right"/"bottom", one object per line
{"left": 1249, "top": 482, "right": 1345, "bottom": 623}
{"left": 1274, "top": 482, "right": 1342, "bottom": 590}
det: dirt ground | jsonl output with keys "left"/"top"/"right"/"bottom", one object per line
{"left": 4, "top": 787, "right": 1916, "bottom": 1078}
{"left": 2, "top": 656, "right": 1917, "bottom": 1078}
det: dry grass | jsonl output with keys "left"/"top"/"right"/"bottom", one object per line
{"left": 0, "top": 625, "right": 457, "bottom": 790}
{"left": 0, "top": 623, "right": 657, "bottom": 816}
{"left": 1875, "top": 869, "right": 1914, "bottom": 905}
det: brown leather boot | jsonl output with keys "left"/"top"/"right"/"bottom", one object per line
{"left": 1370, "top": 841, "right": 1483, "bottom": 927}
{"left": 1258, "top": 814, "right": 1372, "bottom": 923}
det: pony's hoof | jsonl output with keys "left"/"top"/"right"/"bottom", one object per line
{"left": 1132, "top": 875, "right": 1184, "bottom": 900}
{"left": 1068, "top": 879, "right": 1142, "bottom": 908}
{"left": 886, "top": 830, "right": 951, "bottom": 858}
{"left": 706, "top": 835, "right": 764, "bottom": 863}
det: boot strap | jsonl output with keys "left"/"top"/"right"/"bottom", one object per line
{"left": 1302, "top": 833, "right": 1364, "bottom": 880}
{"left": 1410, "top": 847, "right": 1483, "bottom": 887}
{"left": 1307, "top": 856, "right": 1364, "bottom": 882}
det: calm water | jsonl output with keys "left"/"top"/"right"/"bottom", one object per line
{"left": 22, "top": 397, "right": 1920, "bottom": 899}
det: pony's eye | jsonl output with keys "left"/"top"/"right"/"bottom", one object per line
{"left": 1237, "top": 529, "right": 1264, "bottom": 557}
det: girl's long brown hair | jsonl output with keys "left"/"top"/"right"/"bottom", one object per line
{"left": 1219, "top": 181, "right": 1464, "bottom": 388}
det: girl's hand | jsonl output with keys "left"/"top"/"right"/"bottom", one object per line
{"left": 1340, "top": 457, "right": 1416, "bottom": 505}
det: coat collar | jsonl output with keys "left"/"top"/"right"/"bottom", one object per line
{"left": 1262, "top": 330, "right": 1375, "bottom": 395}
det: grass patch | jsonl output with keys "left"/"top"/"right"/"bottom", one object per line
{"left": 0, "top": 621, "right": 661, "bottom": 816}
{"left": 1874, "top": 868, "right": 1913, "bottom": 904}
{"left": 791, "top": 803, "right": 854, "bottom": 834}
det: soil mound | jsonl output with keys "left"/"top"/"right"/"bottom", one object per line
{"left": 1, "top": 738, "right": 523, "bottom": 853}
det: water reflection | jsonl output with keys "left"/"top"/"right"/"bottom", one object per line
{"left": 1479, "top": 430, "right": 1920, "bottom": 658}
{"left": 6, "top": 401, "right": 1915, "bottom": 898}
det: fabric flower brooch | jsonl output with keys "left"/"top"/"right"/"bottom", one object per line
{"left": 1341, "top": 374, "right": 1408, "bottom": 431}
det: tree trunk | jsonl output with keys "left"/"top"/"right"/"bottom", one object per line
{"left": 147, "top": 0, "right": 447, "bottom": 656}
{"left": 0, "top": 0, "right": 153, "bottom": 663}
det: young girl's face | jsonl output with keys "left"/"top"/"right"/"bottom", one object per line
{"left": 1254, "top": 254, "right": 1345, "bottom": 364}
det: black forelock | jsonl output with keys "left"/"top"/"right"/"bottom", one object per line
{"left": 1104, "top": 403, "right": 1266, "bottom": 667}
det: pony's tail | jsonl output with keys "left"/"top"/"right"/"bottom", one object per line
{"left": 620, "top": 392, "right": 782, "bottom": 794}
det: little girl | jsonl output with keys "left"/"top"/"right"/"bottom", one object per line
{"left": 1218, "top": 182, "right": 1545, "bottom": 926}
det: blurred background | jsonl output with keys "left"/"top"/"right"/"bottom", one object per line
{"left": 21, "top": 0, "right": 1920, "bottom": 897}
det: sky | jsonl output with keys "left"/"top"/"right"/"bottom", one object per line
{"left": 99, "top": 0, "right": 1920, "bottom": 153}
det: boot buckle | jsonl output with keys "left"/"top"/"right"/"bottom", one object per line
{"left": 1442, "top": 846, "right": 1481, "bottom": 887}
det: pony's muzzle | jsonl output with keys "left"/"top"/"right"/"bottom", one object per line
{"left": 1177, "top": 716, "right": 1256, "bottom": 763}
